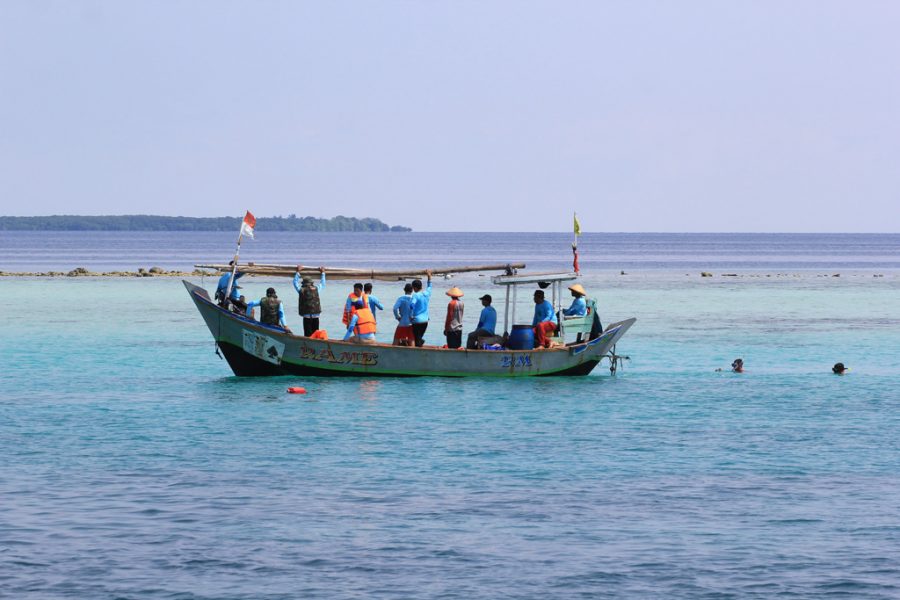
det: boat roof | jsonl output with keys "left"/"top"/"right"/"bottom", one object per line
{"left": 491, "top": 271, "right": 579, "bottom": 286}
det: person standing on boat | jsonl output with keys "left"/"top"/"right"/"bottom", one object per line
{"left": 343, "top": 298, "right": 377, "bottom": 345}
{"left": 392, "top": 283, "right": 415, "bottom": 346}
{"left": 239, "top": 295, "right": 254, "bottom": 320}
{"left": 343, "top": 283, "right": 366, "bottom": 326}
{"left": 562, "top": 283, "right": 588, "bottom": 317}
{"left": 466, "top": 294, "right": 497, "bottom": 349}
{"left": 409, "top": 270, "right": 433, "bottom": 347}
{"left": 364, "top": 283, "right": 385, "bottom": 326}
{"left": 294, "top": 266, "right": 326, "bottom": 337}
{"left": 246, "top": 287, "right": 291, "bottom": 333}
{"left": 444, "top": 287, "right": 465, "bottom": 349}
{"left": 532, "top": 289, "right": 558, "bottom": 348}
{"left": 215, "top": 261, "right": 246, "bottom": 310}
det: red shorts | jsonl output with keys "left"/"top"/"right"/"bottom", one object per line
{"left": 393, "top": 325, "right": 415, "bottom": 346}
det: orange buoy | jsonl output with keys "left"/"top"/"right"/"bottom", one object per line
{"left": 287, "top": 387, "right": 307, "bottom": 394}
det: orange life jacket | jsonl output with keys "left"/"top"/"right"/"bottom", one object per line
{"left": 352, "top": 303, "right": 377, "bottom": 336}
{"left": 342, "top": 292, "right": 369, "bottom": 325}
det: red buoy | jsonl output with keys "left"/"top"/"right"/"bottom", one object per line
{"left": 287, "top": 387, "right": 307, "bottom": 394}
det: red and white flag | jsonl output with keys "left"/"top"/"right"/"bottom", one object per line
{"left": 240, "top": 211, "right": 256, "bottom": 239}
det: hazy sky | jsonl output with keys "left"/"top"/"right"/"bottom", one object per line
{"left": 1, "top": 1, "right": 898, "bottom": 232}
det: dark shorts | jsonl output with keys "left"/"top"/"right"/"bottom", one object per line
{"left": 446, "top": 330, "right": 462, "bottom": 349}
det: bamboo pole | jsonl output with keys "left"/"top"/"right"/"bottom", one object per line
{"left": 241, "top": 263, "right": 360, "bottom": 272}
{"left": 194, "top": 262, "right": 526, "bottom": 280}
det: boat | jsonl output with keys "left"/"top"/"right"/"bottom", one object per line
{"left": 183, "top": 268, "right": 635, "bottom": 377}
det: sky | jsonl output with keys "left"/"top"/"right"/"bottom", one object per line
{"left": 0, "top": 1, "right": 898, "bottom": 232}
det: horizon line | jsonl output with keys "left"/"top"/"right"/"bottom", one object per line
{"left": 3, "top": 228, "right": 898, "bottom": 235}
{"left": 2, "top": 215, "right": 897, "bottom": 235}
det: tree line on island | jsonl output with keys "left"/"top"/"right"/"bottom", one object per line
{"left": 0, "top": 214, "right": 412, "bottom": 232}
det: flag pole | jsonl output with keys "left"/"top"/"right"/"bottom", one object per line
{"left": 224, "top": 211, "right": 255, "bottom": 304}
{"left": 572, "top": 212, "right": 581, "bottom": 275}
{"left": 223, "top": 229, "right": 244, "bottom": 306}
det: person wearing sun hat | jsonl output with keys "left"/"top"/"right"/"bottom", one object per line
{"left": 293, "top": 265, "right": 326, "bottom": 337}
{"left": 562, "top": 283, "right": 588, "bottom": 317}
{"left": 444, "top": 287, "right": 465, "bottom": 349}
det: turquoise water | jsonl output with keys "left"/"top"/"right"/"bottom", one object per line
{"left": 3, "top": 234, "right": 900, "bottom": 598}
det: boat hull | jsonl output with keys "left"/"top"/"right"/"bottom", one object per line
{"left": 184, "top": 280, "right": 635, "bottom": 377}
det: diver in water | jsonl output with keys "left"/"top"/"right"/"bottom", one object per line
{"left": 832, "top": 362, "right": 849, "bottom": 375}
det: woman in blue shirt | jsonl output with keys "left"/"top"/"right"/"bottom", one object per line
{"left": 562, "top": 283, "right": 588, "bottom": 317}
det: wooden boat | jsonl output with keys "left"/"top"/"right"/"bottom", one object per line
{"left": 183, "top": 270, "right": 635, "bottom": 377}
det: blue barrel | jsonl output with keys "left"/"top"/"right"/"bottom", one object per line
{"left": 507, "top": 324, "right": 534, "bottom": 350}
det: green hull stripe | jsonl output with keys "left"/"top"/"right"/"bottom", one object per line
{"left": 238, "top": 346, "right": 600, "bottom": 377}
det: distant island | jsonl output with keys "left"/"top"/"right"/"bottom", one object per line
{"left": 0, "top": 214, "right": 412, "bottom": 232}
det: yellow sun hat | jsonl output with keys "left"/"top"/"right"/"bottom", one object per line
{"left": 446, "top": 287, "right": 464, "bottom": 298}
{"left": 568, "top": 283, "right": 587, "bottom": 296}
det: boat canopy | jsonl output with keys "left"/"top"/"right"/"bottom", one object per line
{"left": 489, "top": 271, "right": 581, "bottom": 337}
{"left": 490, "top": 272, "right": 579, "bottom": 286}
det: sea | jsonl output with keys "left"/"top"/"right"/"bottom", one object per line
{"left": 2, "top": 231, "right": 899, "bottom": 599}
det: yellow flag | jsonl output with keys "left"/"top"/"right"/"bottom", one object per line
{"left": 573, "top": 213, "right": 581, "bottom": 237}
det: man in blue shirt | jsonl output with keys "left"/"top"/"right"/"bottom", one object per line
{"left": 215, "top": 261, "right": 245, "bottom": 309}
{"left": 466, "top": 294, "right": 498, "bottom": 349}
{"left": 392, "top": 283, "right": 415, "bottom": 346}
{"left": 409, "top": 270, "right": 433, "bottom": 347}
{"left": 532, "top": 289, "right": 558, "bottom": 348}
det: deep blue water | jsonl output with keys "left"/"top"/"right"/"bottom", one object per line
{"left": 2, "top": 233, "right": 900, "bottom": 598}
{"left": 1, "top": 230, "right": 899, "bottom": 272}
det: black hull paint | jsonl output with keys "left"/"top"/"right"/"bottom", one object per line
{"left": 218, "top": 341, "right": 421, "bottom": 377}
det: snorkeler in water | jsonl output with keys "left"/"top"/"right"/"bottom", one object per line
{"left": 832, "top": 362, "right": 849, "bottom": 375}
{"left": 716, "top": 358, "right": 745, "bottom": 373}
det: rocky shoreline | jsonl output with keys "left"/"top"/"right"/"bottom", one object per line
{"left": 0, "top": 266, "right": 217, "bottom": 278}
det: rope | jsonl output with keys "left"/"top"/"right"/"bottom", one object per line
{"left": 215, "top": 307, "right": 224, "bottom": 360}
